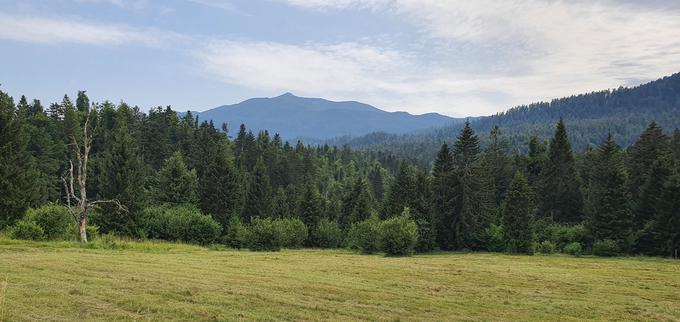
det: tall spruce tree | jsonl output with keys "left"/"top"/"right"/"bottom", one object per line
{"left": 298, "top": 181, "right": 323, "bottom": 229}
{"left": 382, "top": 160, "right": 416, "bottom": 219}
{"left": 586, "top": 134, "right": 633, "bottom": 245}
{"left": 628, "top": 122, "right": 670, "bottom": 202}
{"left": 502, "top": 171, "right": 534, "bottom": 254}
{"left": 431, "top": 143, "right": 456, "bottom": 249}
{"left": 485, "top": 126, "right": 512, "bottom": 205}
{"left": 271, "top": 187, "right": 290, "bottom": 218}
{"left": 244, "top": 158, "right": 273, "bottom": 222}
{"left": 0, "top": 90, "right": 39, "bottom": 227}
{"left": 538, "top": 118, "right": 583, "bottom": 223}
{"left": 152, "top": 151, "right": 199, "bottom": 206}
{"left": 451, "top": 122, "right": 495, "bottom": 249}
{"left": 652, "top": 174, "right": 680, "bottom": 257}
{"left": 340, "top": 177, "right": 373, "bottom": 228}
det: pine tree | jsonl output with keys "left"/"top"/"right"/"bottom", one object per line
{"left": 485, "top": 126, "right": 512, "bottom": 205}
{"left": 413, "top": 170, "right": 436, "bottom": 252}
{"left": 451, "top": 122, "right": 494, "bottom": 249}
{"left": 431, "top": 143, "right": 456, "bottom": 249}
{"left": 0, "top": 90, "right": 39, "bottom": 227}
{"left": 671, "top": 129, "right": 680, "bottom": 164}
{"left": 271, "top": 187, "right": 290, "bottom": 218}
{"left": 340, "top": 177, "right": 373, "bottom": 228}
{"left": 382, "top": 160, "right": 416, "bottom": 219}
{"left": 538, "top": 118, "right": 583, "bottom": 223}
{"left": 153, "top": 151, "right": 199, "bottom": 206}
{"left": 628, "top": 122, "right": 669, "bottom": 202}
{"left": 94, "top": 116, "right": 148, "bottom": 235}
{"left": 586, "top": 133, "right": 633, "bottom": 245}
{"left": 298, "top": 181, "right": 323, "bottom": 229}
{"left": 502, "top": 171, "right": 534, "bottom": 254}
{"left": 526, "top": 135, "right": 547, "bottom": 187}
{"left": 244, "top": 158, "right": 273, "bottom": 222}
{"left": 652, "top": 174, "right": 680, "bottom": 257}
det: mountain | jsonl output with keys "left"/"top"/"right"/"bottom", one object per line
{"left": 329, "top": 72, "right": 680, "bottom": 167}
{"left": 191, "top": 93, "right": 461, "bottom": 140}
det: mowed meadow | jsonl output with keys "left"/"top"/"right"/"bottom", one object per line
{"left": 1, "top": 239, "right": 678, "bottom": 321}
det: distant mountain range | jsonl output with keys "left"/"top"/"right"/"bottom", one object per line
{"left": 191, "top": 93, "right": 461, "bottom": 140}
{"left": 327, "top": 72, "right": 680, "bottom": 166}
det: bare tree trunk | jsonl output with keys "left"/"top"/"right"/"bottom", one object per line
{"left": 79, "top": 210, "right": 88, "bottom": 243}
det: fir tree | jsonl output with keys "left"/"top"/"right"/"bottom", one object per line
{"left": 244, "top": 158, "right": 273, "bottom": 222}
{"left": 586, "top": 133, "right": 633, "bottom": 245}
{"left": 153, "top": 151, "right": 199, "bottom": 206}
{"left": 628, "top": 122, "right": 669, "bottom": 201}
{"left": 485, "top": 126, "right": 512, "bottom": 205}
{"left": 502, "top": 171, "right": 534, "bottom": 254}
{"left": 652, "top": 174, "right": 680, "bottom": 257}
{"left": 538, "top": 118, "right": 583, "bottom": 223}
{"left": 298, "top": 181, "right": 323, "bottom": 229}
{"left": 431, "top": 143, "right": 455, "bottom": 249}
{"left": 382, "top": 160, "right": 416, "bottom": 219}
{"left": 340, "top": 177, "right": 373, "bottom": 228}
{"left": 271, "top": 187, "right": 290, "bottom": 218}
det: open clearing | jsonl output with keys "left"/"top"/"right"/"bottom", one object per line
{"left": 0, "top": 239, "right": 678, "bottom": 321}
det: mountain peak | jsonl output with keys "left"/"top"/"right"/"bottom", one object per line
{"left": 277, "top": 92, "right": 297, "bottom": 98}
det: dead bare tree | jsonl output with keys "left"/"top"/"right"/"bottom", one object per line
{"left": 62, "top": 107, "right": 125, "bottom": 242}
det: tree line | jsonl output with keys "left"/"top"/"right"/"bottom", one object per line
{"left": 1, "top": 89, "right": 679, "bottom": 257}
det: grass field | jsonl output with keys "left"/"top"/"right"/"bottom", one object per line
{"left": 0, "top": 238, "right": 678, "bottom": 321}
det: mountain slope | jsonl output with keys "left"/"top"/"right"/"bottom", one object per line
{"left": 329, "top": 72, "right": 680, "bottom": 166}
{"left": 193, "top": 93, "right": 460, "bottom": 139}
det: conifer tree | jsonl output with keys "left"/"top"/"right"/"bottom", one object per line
{"left": 153, "top": 151, "right": 199, "bottom": 206}
{"left": 652, "top": 174, "right": 680, "bottom": 257}
{"left": 298, "top": 181, "right": 323, "bottom": 229}
{"left": 244, "top": 158, "right": 273, "bottom": 221}
{"left": 451, "top": 122, "right": 494, "bottom": 249}
{"left": 382, "top": 160, "right": 416, "bottom": 219}
{"left": 271, "top": 187, "right": 290, "bottom": 218}
{"left": 485, "top": 126, "right": 512, "bottom": 205}
{"left": 431, "top": 143, "right": 455, "bottom": 249}
{"left": 502, "top": 171, "right": 534, "bottom": 254}
{"left": 628, "top": 122, "right": 669, "bottom": 201}
{"left": 413, "top": 170, "right": 437, "bottom": 252}
{"left": 538, "top": 118, "right": 583, "bottom": 223}
{"left": 586, "top": 134, "right": 633, "bottom": 245}
{"left": 340, "top": 177, "right": 373, "bottom": 228}
{"left": 526, "top": 135, "right": 547, "bottom": 187}
{"left": 0, "top": 90, "right": 39, "bottom": 227}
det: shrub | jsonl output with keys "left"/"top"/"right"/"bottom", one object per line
{"left": 224, "top": 216, "right": 249, "bottom": 249}
{"left": 536, "top": 240, "right": 556, "bottom": 254}
{"left": 593, "top": 239, "right": 621, "bottom": 257}
{"left": 9, "top": 220, "right": 45, "bottom": 240}
{"left": 141, "top": 205, "right": 221, "bottom": 245}
{"left": 481, "top": 224, "right": 505, "bottom": 252}
{"left": 312, "top": 218, "right": 344, "bottom": 248}
{"left": 347, "top": 214, "right": 381, "bottom": 254}
{"left": 277, "top": 218, "right": 308, "bottom": 249}
{"left": 563, "top": 242, "right": 583, "bottom": 256}
{"left": 247, "top": 217, "right": 284, "bottom": 251}
{"left": 379, "top": 212, "right": 418, "bottom": 256}
{"left": 24, "top": 203, "right": 74, "bottom": 240}
{"left": 535, "top": 221, "right": 590, "bottom": 251}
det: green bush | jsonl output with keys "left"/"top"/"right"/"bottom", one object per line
{"left": 481, "top": 224, "right": 505, "bottom": 252}
{"left": 9, "top": 220, "right": 45, "bottom": 240}
{"left": 347, "top": 214, "right": 382, "bottom": 254}
{"left": 24, "top": 203, "right": 74, "bottom": 240}
{"left": 224, "top": 216, "right": 249, "bottom": 249}
{"left": 312, "top": 218, "right": 344, "bottom": 248}
{"left": 593, "top": 239, "right": 621, "bottom": 257}
{"left": 247, "top": 217, "right": 284, "bottom": 251}
{"left": 535, "top": 221, "right": 589, "bottom": 251}
{"left": 563, "top": 242, "right": 583, "bottom": 256}
{"left": 277, "top": 218, "right": 308, "bottom": 249}
{"left": 379, "top": 212, "right": 418, "bottom": 256}
{"left": 141, "top": 205, "right": 221, "bottom": 245}
{"left": 536, "top": 240, "right": 556, "bottom": 254}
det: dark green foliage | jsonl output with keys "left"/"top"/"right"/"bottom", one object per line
{"left": 382, "top": 161, "right": 417, "bottom": 219}
{"left": 224, "top": 216, "right": 249, "bottom": 249}
{"left": 347, "top": 213, "right": 382, "bottom": 254}
{"left": 480, "top": 224, "right": 505, "bottom": 252}
{"left": 534, "top": 222, "right": 589, "bottom": 252}
{"left": 141, "top": 205, "right": 221, "bottom": 245}
{"left": 502, "top": 172, "right": 534, "bottom": 254}
{"left": 586, "top": 134, "right": 633, "bottom": 245}
{"left": 379, "top": 208, "right": 419, "bottom": 256}
{"left": 246, "top": 217, "right": 284, "bottom": 251}
{"left": 23, "top": 203, "right": 74, "bottom": 240}
{"left": 538, "top": 119, "right": 583, "bottom": 223}
{"left": 563, "top": 242, "right": 583, "bottom": 256}
{"left": 592, "top": 239, "right": 621, "bottom": 257}
{"left": 312, "top": 218, "right": 344, "bottom": 248}
{"left": 152, "top": 151, "right": 199, "bottom": 206}
{"left": 244, "top": 158, "right": 272, "bottom": 221}
{"left": 340, "top": 177, "right": 374, "bottom": 228}
{"left": 485, "top": 126, "right": 512, "bottom": 205}
{"left": 431, "top": 143, "right": 456, "bottom": 249}
{"left": 0, "top": 90, "right": 40, "bottom": 228}
{"left": 651, "top": 174, "right": 680, "bottom": 257}
{"left": 8, "top": 220, "right": 45, "bottom": 241}
{"left": 628, "top": 122, "right": 669, "bottom": 202}
{"left": 298, "top": 181, "right": 323, "bottom": 229}
{"left": 271, "top": 187, "right": 290, "bottom": 218}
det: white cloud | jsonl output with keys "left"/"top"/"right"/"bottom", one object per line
{"left": 0, "top": 14, "right": 180, "bottom": 47}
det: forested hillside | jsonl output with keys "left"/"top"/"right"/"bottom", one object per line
{"left": 1, "top": 88, "right": 679, "bottom": 257}
{"left": 330, "top": 73, "right": 680, "bottom": 167}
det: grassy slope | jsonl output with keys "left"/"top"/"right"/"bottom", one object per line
{"left": 0, "top": 239, "right": 678, "bottom": 321}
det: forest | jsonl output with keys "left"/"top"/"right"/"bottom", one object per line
{"left": 1, "top": 89, "right": 679, "bottom": 258}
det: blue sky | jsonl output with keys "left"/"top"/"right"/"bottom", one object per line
{"left": 1, "top": 0, "right": 680, "bottom": 117}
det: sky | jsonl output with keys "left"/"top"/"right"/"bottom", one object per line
{"left": 1, "top": 0, "right": 680, "bottom": 117}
